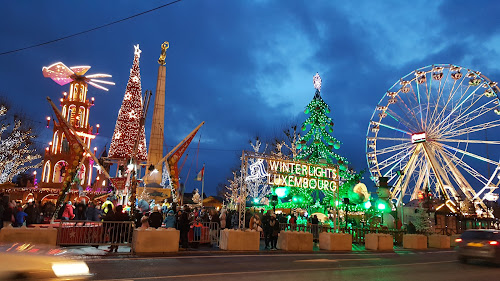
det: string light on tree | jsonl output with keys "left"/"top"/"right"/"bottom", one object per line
{"left": 0, "top": 104, "right": 41, "bottom": 184}
{"left": 288, "top": 73, "right": 361, "bottom": 206}
{"left": 108, "top": 44, "right": 148, "bottom": 161}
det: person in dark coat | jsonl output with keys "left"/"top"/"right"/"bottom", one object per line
{"left": 178, "top": 206, "right": 191, "bottom": 249}
{"left": 106, "top": 205, "right": 130, "bottom": 253}
{"left": 262, "top": 211, "right": 271, "bottom": 249}
{"left": 24, "top": 201, "right": 38, "bottom": 226}
{"left": 85, "top": 202, "right": 100, "bottom": 221}
{"left": 75, "top": 200, "right": 87, "bottom": 220}
{"left": 149, "top": 206, "right": 163, "bottom": 229}
{"left": 269, "top": 213, "right": 280, "bottom": 250}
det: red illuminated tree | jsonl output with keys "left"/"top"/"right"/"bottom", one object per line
{"left": 108, "top": 45, "right": 147, "bottom": 161}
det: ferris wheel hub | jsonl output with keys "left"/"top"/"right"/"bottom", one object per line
{"left": 411, "top": 132, "right": 427, "bottom": 144}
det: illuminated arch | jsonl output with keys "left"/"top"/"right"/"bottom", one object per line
{"left": 42, "top": 160, "right": 51, "bottom": 183}
{"left": 52, "top": 131, "right": 59, "bottom": 154}
{"left": 79, "top": 106, "right": 86, "bottom": 128}
{"left": 77, "top": 164, "right": 86, "bottom": 184}
{"left": 68, "top": 105, "right": 76, "bottom": 125}
{"left": 53, "top": 160, "right": 68, "bottom": 183}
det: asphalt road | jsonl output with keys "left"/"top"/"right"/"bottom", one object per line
{"left": 87, "top": 250, "right": 500, "bottom": 281}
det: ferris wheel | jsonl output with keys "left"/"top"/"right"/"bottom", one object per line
{"left": 366, "top": 64, "right": 500, "bottom": 215}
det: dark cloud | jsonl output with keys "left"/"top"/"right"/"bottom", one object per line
{"left": 1, "top": 1, "right": 500, "bottom": 195}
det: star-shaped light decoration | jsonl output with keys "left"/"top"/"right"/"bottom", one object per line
{"left": 313, "top": 72, "right": 322, "bottom": 92}
{"left": 128, "top": 110, "right": 137, "bottom": 119}
{"left": 134, "top": 44, "right": 142, "bottom": 58}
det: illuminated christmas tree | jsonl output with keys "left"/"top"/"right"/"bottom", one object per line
{"left": 291, "top": 73, "right": 358, "bottom": 205}
{"left": 108, "top": 45, "right": 147, "bottom": 161}
{"left": 0, "top": 104, "right": 41, "bottom": 183}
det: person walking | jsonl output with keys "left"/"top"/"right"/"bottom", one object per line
{"left": 269, "top": 213, "right": 280, "bottom": 250}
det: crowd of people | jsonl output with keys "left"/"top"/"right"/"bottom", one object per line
{"left": 0, "top": 196, "right": 59, "bottom": 228}
{"left": 1, "top": 194, "right": 324, "bottom": 251}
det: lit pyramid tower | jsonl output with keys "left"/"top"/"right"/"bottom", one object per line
{"left": 291, "top": 73, "right": 358, "bottom": 205}
{"left": 108, "top": 45, "right": 147, "bottom": 162}
{"left": 40, "top": 62, "right": 114, "bottom": 190}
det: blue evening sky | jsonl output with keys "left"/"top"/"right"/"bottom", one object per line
{"left": 1, "top": 0, "right": 500, "bottom": 196}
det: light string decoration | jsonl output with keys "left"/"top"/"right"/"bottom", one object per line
{"left": 0, "top": 104, "right": 41, "bottom": 184}
{"left": 108, "top": 44, "right": 148, "bottom": 161}
{"left": 246, "top": 138, "right": 271, "bottom": 202}
{"left": 287, "top": 73, "right": 360, "bottom": 207}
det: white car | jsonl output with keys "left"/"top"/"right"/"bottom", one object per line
{"left": 0, "top": 243, "right": 92, "bottom": 280}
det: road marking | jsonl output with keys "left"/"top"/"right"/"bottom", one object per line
{"left": 96, "top": 260, "right": 456, "bottom": 280}
{"left": 87, "top": 250, "right": 455, "bottom": 262}
{"left": 295, "top": 258, "right": 380, "bottom": 263}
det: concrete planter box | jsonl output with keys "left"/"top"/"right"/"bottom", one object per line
{"left": 319, "top": 232, "right": 352, "bottom": 251}
{"left": 365, "top": 233, "right": 393, "bottom": 251}
{"left": 0, "top": 225, "right": 58, "bottom": 246}
{"left": 450, "top": 234, "right": 461, "bottom": 247}
{"left": 278, "top": 231, "right": 313, "bottom": 251}
{"left": 428, "top": 235, "right": 450, "bottom": 249}
{"left": 132, "top": 228, "right": 179, "bottom": 254}
{"left": 403, "top": 234, "right": 427, "bottom": 249}
{"left": 219, "top": 229, "right": 260, "bottom": 251}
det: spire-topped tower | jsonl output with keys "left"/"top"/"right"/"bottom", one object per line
{"left": 145, "top": 42, "right": 169, "bottom": 186}
{"left": 108, "top": 44, "right": 147, "bottom": 161}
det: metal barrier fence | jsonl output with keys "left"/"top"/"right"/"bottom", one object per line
{"left": 188, "top": 222, "right": 220, "bottom": 247}
{"left": 57, "top": 220, "right": 134, "bottom": 246}
{"left": 278, "top": 223, "right": 407, "bottom": 245}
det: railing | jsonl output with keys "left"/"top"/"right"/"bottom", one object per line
{"left": 189, "top": 222, "right": 220, "bottom": 246}
{"left": 278, "top": 223, "right": 407, "bottom": 245}
{"left": 57, "top": 220, "right": 134, "bottom": 246}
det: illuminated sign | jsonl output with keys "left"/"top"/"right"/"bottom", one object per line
{"left": 411, "top": 132, "right": 426, "bottom": 143}
{"left": 246, "top": 157, "right": 339, "bottom": 192}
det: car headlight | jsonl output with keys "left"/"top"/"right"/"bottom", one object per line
{"left": 52, "top": 261, "right": 90, "bottom": 277}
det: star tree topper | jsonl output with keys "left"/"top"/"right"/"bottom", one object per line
{"left": 313, "top": 72, "right": 322, "bottom": 92}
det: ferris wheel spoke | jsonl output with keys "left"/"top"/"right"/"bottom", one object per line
{"left": 372, "top": 137, "right": 411, "bottom": 142}
{"left": 440, "top": 119, "right": 500, "bottom": 139}
{"left": 435, "top": 147, "right": 486, "bottom": 208}
{"left": 385, "top": 108, "right": 420, "bottom": 132}
{"left": 436, "top": 98, "right": 498, "bottom": 135}
{"left": 435, "top": 139, "right": 500, "bottom": 145}
{"left": 372, "top": 142, "right": 413, "bottom": 156}
{"left": 440, "top": 100, "right": 496, "bottom": 135}
{"left": 391, "top": 144, "right": 423, "bottom": 200}
{"left": 439, "top": 148, "right": 489, "bottom": 185}
{"left": 441, "top": 143, "right": 500, "bottom": 166}
{"left": 396, "top": 95, "right": 422, "bottom": 131}
{"left": 433, "top": 82, "right": 484, "bottom": 131}
{"left": 371, "top": 121, "right": 413, "bottom": 136}
{"left": 429, "top": 80, "right": 472, "bottom": 133}
{"left": 377, "top": 147, "right": 414, "bottom": 171}
{"left": 428, "top": 78, "right": 465, "bottom": 132}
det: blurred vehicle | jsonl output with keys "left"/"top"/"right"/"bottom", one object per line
{"left": 456, "top": 229, "right": 500, "bottom": 264}
{"left": 0, "top": 243, "right": 91, "bottom": 280}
